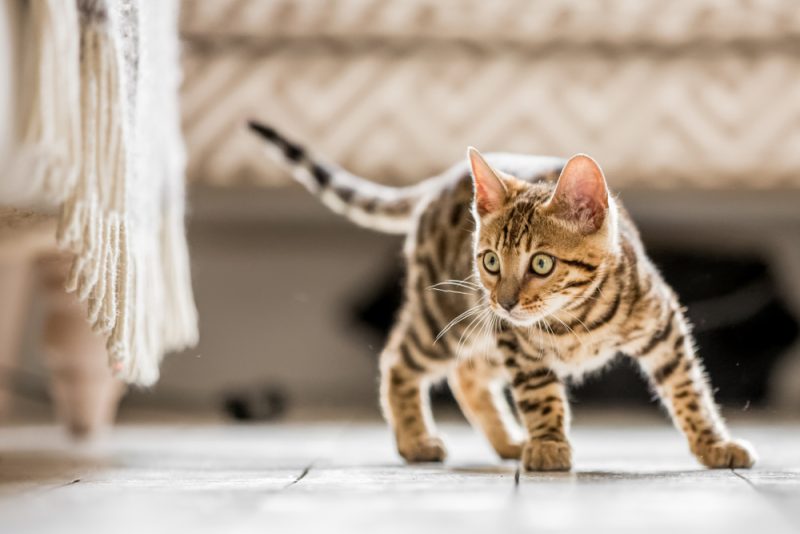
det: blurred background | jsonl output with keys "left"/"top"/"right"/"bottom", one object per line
{"left": 3, "top": 0, "right": 800, "bottom": 425}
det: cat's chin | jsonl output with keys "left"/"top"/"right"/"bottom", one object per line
{"left": 492, "top": 308, "right": 543, "bottom": 328}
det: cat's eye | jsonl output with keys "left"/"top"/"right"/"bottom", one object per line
{"left": 530, "top": 253, "right": 555, "bottom": 276}
{"left": 482, "top": 251, "right": 500, "bottom": 274}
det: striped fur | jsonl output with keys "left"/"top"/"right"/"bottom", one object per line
{"left": 249, "top": 121, "right": 425, "bottom": 234}
{"left": 250, "top": 123, "right": 756, "bottom": 472}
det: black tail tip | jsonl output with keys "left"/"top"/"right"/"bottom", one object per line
{"left": 247, "top": 119, "right": 279, "bottom": 141}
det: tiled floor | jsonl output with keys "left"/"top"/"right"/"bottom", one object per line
{"left": 0, "top": 414, "right": 798, "bottom": 533}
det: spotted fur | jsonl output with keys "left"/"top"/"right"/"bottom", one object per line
{"left": 250, "top": 121, "right": 757, "bottom": 472}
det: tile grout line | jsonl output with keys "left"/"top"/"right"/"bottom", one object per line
{"left": 279, "top": 418, "right": 353, "bottom": 492}
{"left": 34, "top": 478, "right": 83, "bottom": 495}
{"left": 283, "top": 463, "right": 313, "bottom": 490}
{"left": 730, "top": 468, "right": 757, "bottom": 490}
{"left": 731, "top": 469, "right": 800, "bottom": 533}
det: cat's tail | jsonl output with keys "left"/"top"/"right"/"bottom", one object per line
{"left": 248, "top": 120, "right": 426, "bottom": 234}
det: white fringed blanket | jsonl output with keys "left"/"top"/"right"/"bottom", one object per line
{"left": 2, "top": 0, "right": 197, "bottom": 385}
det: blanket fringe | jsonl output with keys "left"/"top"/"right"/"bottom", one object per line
{"left": 161, "top": 206, "right": 199, "bottom": 352}
{"left": 55, "top": 12, "right": 197, "bottom": 386}
{"left": 57, "top": 17, "right": 132, "bottom": 374}
{"left": 11, "top": 0, "right": 200, "bottom": 387}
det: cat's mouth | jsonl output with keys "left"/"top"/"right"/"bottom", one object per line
{"left": 491, "top": 306, "right": 542, "bottom": 327}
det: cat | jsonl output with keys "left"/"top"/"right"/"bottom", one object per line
{"left": 248, "top": 120, "right": 757, "bottom": 471}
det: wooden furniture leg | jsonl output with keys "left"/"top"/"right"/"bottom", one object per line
{"left": 38, "top": 255, "right": 125, "bottom": 437}
{"left": 0, "top": 258, "right": 32, "bottom": 419}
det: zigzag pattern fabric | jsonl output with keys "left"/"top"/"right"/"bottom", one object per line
{"left": 180, "top": 0, "right": 800, "bottom": 189}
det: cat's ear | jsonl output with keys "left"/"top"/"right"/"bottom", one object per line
{"left": 468, "top": 147, "right": 507, "bottom": 216}
{"left": 546, "top": 154, "right": 609, "bottom": 233}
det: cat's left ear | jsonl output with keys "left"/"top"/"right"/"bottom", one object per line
{"left": 468, "top": 147, "right": 508, "bottom": 216}
{"left": 546, "top": 154, "right": 609, "bottom": 234}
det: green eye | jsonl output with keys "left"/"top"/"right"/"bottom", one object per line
{"left": 482, "top": 251, "right": 500, "bottom": 274}
{"left": 531, "top": 253, "right": 555, "bottom": 276}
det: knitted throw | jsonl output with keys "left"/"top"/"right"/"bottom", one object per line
{"left": 11, "top": 0, "right": 198, "bottom": 385}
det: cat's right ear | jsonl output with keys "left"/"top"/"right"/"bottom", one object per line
{"left": 468, "top": 147, "right": 507, "bottom": 216}
{"left": 545, "top": 154, "right": 609, "bottom": 234}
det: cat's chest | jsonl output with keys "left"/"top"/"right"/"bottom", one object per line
{"left": 545, "top": 335, "right": 620, "bottom": 378}
{"left": 544, "top": 338, "right": 619, "bottom": 379}
{"left": 515, "top": 328, "right": 626, "bottom": 379}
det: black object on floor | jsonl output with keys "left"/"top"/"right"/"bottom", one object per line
{"left": 223, "top": 386, "right": 288, "bottom": 422}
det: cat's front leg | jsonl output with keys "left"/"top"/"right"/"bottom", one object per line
{"left": 449, "top": 356, "right": 524, "bottom": 460}
{"left": 499, "top": 336, "right": 572, "bottom": 472}
{"left": 633, "top": 308, "right": 757, "bottom": 468}
{"left": 379, "top": 314, "right": 452, "bottom": 463}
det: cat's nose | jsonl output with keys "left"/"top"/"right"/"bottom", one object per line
{"left": 498, "top": 297, "right": 517, "bottom": 312}
{"left": 496, "top": 281, "right": 520, "bottom": 312}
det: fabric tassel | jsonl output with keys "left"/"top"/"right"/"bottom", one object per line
{"left": 58, "top": 9, "right": 138, "bottom": 381}
{"left": 14, "top": 0, "right": 198, "bottom": 387}
{"left": 160, "top": 206, "right": 199, "bottom": 352}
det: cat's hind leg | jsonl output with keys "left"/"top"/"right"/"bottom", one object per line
{"left": 449, "top": 356, "right": 524, "bottom": 460}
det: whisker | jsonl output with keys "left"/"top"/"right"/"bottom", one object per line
{"left": 529, "top": 318, "right": 552, "bottom": 351}
{"left": 426, "top": 285, "right": 478, "bottom": 295}
{"left": 489, "top": 314, "right": 502, "bottom": 356}
{"left": 429, "top": 287, "right": 474, "bottom": 296}
{"left": 477, "top": 309, "right": 497, "bottom": 359}
{"left": 465, "top": 309, "right": 493, "bottom": 357}
{"left": 435, "top": 304, "right": 483, "bottom": 342}
{"left": 550, "top": 314, "right": 586, "bottom": 351}
{"left": 557, "top": 307, "right": 591, "bottom": 335}
{"left": 541, "top": 317, "right": 557, "bottom": 341}
{"left": 456, "top": 308, "right": 490, "bottom": 358}
{"left": 538, "top": 294, "right": 592, "bottom": 338}
{"left": 429, "top": 279, "right": 481, "bottom": 290}
{"left": 472, "top": 311, "right": 488, "bottom": 358}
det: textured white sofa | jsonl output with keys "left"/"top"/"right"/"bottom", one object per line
{"left": 181, "top": 0, "right": 800, "bottom": 189}
{"left": 179, "top": 0, "right": 800, "bottom": 407}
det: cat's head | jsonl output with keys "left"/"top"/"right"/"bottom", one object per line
{"left": 468, "top": 148, "right": 618, "bottom": 327}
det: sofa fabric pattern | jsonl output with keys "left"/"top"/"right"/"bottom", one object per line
{"left": 181, "top": 0, "right": 800, "bottom": 189}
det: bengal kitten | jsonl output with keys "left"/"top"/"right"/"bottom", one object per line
{"left": 248, "top": 121, "right": 757, "bottom": 471}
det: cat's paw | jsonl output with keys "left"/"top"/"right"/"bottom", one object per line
{"left": 398, "top": 436, "right": 448, "bottom": 463}
{"left": 694, "top": 438, "right": 757, "bottom": 469}
{"left": 521, "top": 439, "right": 572, "bottom": 472}
{"left": 494, "top": 441, "right": 523, "bottom": 460}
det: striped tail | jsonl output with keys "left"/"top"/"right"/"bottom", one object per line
{"left": 248, "top": 120, "right": 424, "bottom": 234}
